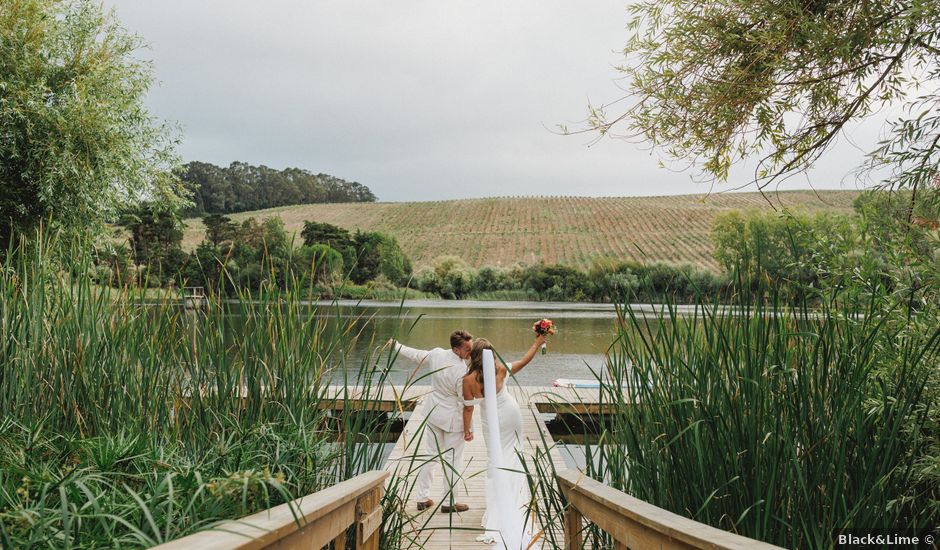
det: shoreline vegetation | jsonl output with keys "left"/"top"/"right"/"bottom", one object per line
{"left": 528, "top": 285, "right": 940, "bottom": 548}
{"left": 98, "top": 189, "right": 931, "bottom": 306}
{"left": 3, "top": 229, "right": 939, "bottom": 548}
{"left": 0, "top": 233, "right": 421, "bottom": 549}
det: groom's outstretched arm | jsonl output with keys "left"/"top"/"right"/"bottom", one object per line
{"left": 390, "top": 340, "right": 431, "bottom": 364}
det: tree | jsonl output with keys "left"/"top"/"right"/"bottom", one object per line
{"left": 350, "top": 231, "right": 411, "bottom": 285}
{"left": 117, "top": 204, "right": 185, "bottom": 283}
{"left": 587, "top": 1, "right": 940, "bottom": 191}
{"left": 852, "top": 188, "right": 940, "bottom": 302}
{"left": 521, "top": 264, "right": 594, "bottom": 302}
{"left": 0, "top": 0, "right": 185, "bottom": 246}
{"left": 202, "top": 214, "right": 237, "bottom": 246}
{"left": 301, "top": 221, "right": 353, "bottom": 249}
{"left": 178, "top": 161, "right": 377, "bottom": 216}
{"left": 257, "top": 217, "right": 291, "bottom": 257}
{"left": 419, "top": 256, "right": 474, "bottom": 299}
{"left": 711, "top": 209, "right": 859, "bottom": 291}
{"left": 296, "top": 244, "right": 344, "bottom": 285}
{"left": 118, "top": 205, "right": 183, "bottom": 266}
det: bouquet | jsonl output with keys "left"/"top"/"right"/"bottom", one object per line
{"left": 533, "top": 319, "right": 556, "bottom": 355}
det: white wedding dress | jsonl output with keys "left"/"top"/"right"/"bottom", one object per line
{"left": 473, "top": 349, "right": 534, "bottom": 549}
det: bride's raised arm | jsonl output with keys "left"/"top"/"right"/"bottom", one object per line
{"left": 506, "top": 334, "right": 546, "bottom": 375}
{"left": 461, "top": 377, "right": 476, "bottom": 441}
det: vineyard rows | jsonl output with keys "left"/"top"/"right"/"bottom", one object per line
{"left": 182, "top": 191, "right": 860, "bottom": 272}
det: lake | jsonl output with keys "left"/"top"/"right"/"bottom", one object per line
{"left": 215, "top": 298, "right": 683, "bottom": 385}
{"left": 317, "top": 299, "right": 623, "bottom": 386}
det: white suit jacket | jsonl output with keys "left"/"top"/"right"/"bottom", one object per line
{"left": 395, "top": 342, "right": 467, "bottom": 433}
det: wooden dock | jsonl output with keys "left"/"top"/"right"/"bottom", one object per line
{"left": 376, "top": 385, "right": 599, "bottom": 549}
{"left": 158, "top": 385, "right": 787, "bottom": 550}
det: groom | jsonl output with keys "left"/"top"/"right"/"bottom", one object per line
{"left": 391, "top": 330, "right": 474, "bottom": 513}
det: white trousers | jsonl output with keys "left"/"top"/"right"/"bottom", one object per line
{"left": 413, "top": 423, "right": 466, "bottom": 504}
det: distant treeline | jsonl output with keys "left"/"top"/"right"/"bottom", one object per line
{"left": 95, "top": 190, "right": 940, "bottom": 306}
{"left": 179, "top": 161, "right": 376, "bottom": 216}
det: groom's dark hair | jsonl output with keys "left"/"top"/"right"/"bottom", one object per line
{"left": 450, "top": 330, "right": 473, "bottom": 349}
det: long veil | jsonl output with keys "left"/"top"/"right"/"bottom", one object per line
{"left": 482, "top": 349, "right": 528, "bottom": 549}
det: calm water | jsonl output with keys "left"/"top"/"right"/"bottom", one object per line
{"left": 214, "top": 298, "right": 681, "bottom": 384}
{"left": 317, "top": 300, "right": 626, "bottom": 386}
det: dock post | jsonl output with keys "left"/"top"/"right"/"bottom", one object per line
{"left": 355, "top": 485, "right": 383, "bottom": 550}
{"left": 564, "top": 506, "right": 583, "bottom": 550}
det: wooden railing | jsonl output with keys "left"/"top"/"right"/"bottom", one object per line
{"left": 557, "top": 470, "right": 785, "bottom": 550}
{"left": 154, "top": 470, "right": 388, "bottom": 550}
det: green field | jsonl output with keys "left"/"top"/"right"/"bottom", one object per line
{"left": 182, "top": 190, "right": 860, "bottom": 271}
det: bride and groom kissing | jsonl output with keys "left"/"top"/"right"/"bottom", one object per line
{"left": 390, "top": 329, "right": 547, "bottom": 549}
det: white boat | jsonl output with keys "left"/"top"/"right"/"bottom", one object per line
{"left": 551, "top": 378, "right": 601, "bottom": 389}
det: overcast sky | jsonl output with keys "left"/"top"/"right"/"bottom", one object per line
{"left": 104, "top": 1, "right": 886, "bottom": 202}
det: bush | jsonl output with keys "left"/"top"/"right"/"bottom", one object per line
{"left": 473, "top": 266, "right": 515, "bottom": 292}
{"left": 301, "top": 221, "right": 353, "bottom": 250}
{"left": 296, "top": 244, "right": 344, "bottom": 286}
{"left": 521, "top": 264, "right": 596, "bottom": 301}
{"left": 418, "top": 256, "right": 475, "bottom": 299}
{"left": 349, "top": 231, "right": 411, "bottom": 285}
{"left": 712, "top": 209, "right": 859, "bottom": 295}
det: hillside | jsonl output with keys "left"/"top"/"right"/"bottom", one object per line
{"left": 181, "top": 190, "right": 860, "bottom": 271}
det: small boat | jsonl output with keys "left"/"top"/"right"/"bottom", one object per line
{"left": 552, "top": 378, "right": 601, "bottom": 389}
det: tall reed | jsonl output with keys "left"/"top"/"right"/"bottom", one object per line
{"left": 529, "top": 286, "right": 938, "bottom": 548}
{"left": 0, "top": 230, "right": 417, "bottom": 548}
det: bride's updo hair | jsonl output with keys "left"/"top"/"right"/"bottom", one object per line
{"left": 467, "top": 338, "right": 494, "bottom": 395}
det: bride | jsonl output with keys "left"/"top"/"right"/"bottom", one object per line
{"left": 462, "top": 335, "right": 545, "bottom": 548}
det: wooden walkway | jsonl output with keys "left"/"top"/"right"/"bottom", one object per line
{"left": 378, "top": 385, "right": 599, "bottom": 549}
{"left": 160, "top": 386, "right": 786, "bottom": 550}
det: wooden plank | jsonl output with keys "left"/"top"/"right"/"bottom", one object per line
{"left": 332, "top": 530, "right": 347, "bottom": 550}
{"left": 358, "top": 497, "right": 383, "bottom": 541}
{"left": 267, "top": 502, "right": 354, "bottom": 550}
{"left": 356, "top": 487, "right": 382, "bottom": 550}
{"left": 557, "top": 471, "right": 786, "bottom": 550}
{"left": 318, "top": 400, "right": 414, "bottom": 412}
{"left": 528, "top": 387, "right": 622, "bottom": 415}
{"left": 154, "top": 471, "right": 388, "bottom": 550}
{"left": 178, "top": 385, "right": 426, "bottom": 413}
{"left": 320, "top": 385, "right": 424, "bottom": 412}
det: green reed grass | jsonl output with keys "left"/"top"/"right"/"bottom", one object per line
{"left": 0, "top": 231, "right": 423, "bottom": 548}
{"left": 527, "top": 285, "right": 939, "bottom": 548}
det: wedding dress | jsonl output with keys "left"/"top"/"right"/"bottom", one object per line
{"left": 475, "top": 349, "right": 534, "bottom": 549}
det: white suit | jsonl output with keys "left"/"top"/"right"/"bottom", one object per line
{"left": 394, "top": 342, "right": 468, "bottom": 504}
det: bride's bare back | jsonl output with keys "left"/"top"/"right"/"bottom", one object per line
{"left": 463, "top": 361, "right": 509, "bottom": 398}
